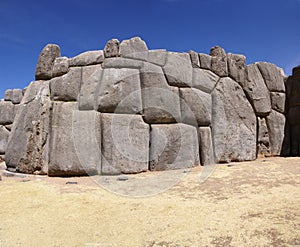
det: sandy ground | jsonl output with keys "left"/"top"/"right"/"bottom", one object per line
{"left": 0, "top": 157, "right": 299, "bottom": 247}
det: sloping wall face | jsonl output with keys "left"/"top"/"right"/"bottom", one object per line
{"left": 0, "top": 37, "right": 293, "bottom": 176}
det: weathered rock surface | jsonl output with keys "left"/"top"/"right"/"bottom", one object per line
{"left": 52, "top": 57, "right": 69, "bottom": 77}
{"left": 48, "top": 102, "right": 101, "bottom": 176}
{"left": 266, "top": 110, "right": 285, "bottom": 156}
{"left": 210, "top": 46, "right": 226, "bottom": 57}
{"left": 4, "top": 89, "right": 13, "bottom": 101}
{"left": 163, "top": 52, "right": 193, "bottom": 87}
{"left": 189, "top": 50, "right": 200, "bottom": 68}
{"left": 35, "top": 44, "right": 61, "bottom": 80}
{"left": 211, "top": 56, "right": 228, "bottom": 77}
{"left": 227, "top": 53, "right": 247, "bottom": 83}
{"left": 102, "top": 57, "right": 143, "bottom": 69}
{"left": 140, "top": 63, "right": 181, "bottom": 123}
{"left": 199, "top": 53, "right": 211, "bottom": 70}
{"left": 286, "top": 74, "right": 300, "bottom": 126}
{"left": 198, "top": 127, "right": 215, "bottom": 165}
{"left": 212, "top": 77, "right": 257, "bottom": 162}
{"left": 0, "top": 126, "right": 10, "bottom": 154}
{"left": 0, "top": 101, "right": 15, "bottom": 125}
{"left": 101, "top": 113, "right": 149, "bottom": 175}
{"left": 179, "top": 88, "right": 211, "bottom": 126}
{"left": 256, "top": 62, "right": 285, "bottom": 92}
{"left": 257, "top": 117, "right": 270, "bottom": 156}
{"left": 120, "top": 37, "right": 148, "bottom": 61}
{"left": 242, "top": 64, "right": 272, "bottom": 116}
{"left": 5, "top": 81, "right": 51, "bottom": 174}
{"left": 285, "top": 72, "right": 299, "bottom": 156}
{"left": 79, "top": 65, "right": 102, "bottom": 110}
{"left": 69, "top": 50, "right": 104, "bottom": 66}
{"left": 210, "top": 46, "right": 228, "bottom": 77}
{"left": 147, "top": 49, "right": 167, "bottom": 66}
{"left": 192, "top": 68, "right": 219, "bottom": 93}
{"left": 104, "top": 39, "right": 120, "bottom": 58}
{"left": 50, "top": 67, "right": 81, "bottom": 101}
{"left": 96, "top": 68, "right": 142, "bottom": 114}
{"left": 270, "top": 92, "right": 285, "bottom": 114}
{"left": 11, "top": 89, "right": 23, "bottom": 104}
{"left": 149, "top": 123, "right": 200, "bottom": 171}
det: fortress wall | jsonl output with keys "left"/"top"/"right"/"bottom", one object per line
{"left": 0, "top": 37, "right": 294, "bottom": 176}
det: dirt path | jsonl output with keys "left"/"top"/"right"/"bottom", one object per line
{"left": 0, "top": 157, "right": 299, "bottom": 247}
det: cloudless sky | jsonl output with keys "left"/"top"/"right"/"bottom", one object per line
{"left": 0, "top": 0, "right": 299, "bottom": 98}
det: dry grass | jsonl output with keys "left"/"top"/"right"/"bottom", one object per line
{"left": 0, "top": 157, "right": 299, "bottom": 247}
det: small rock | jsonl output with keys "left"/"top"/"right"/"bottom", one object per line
{"left": 7, "top": 167, "right": 16, "bottom": 172}
{"left": 117, "top": 176, "right": 129, "bottom": 181}
{"left": 66, "top": 181, "right": 78, "bottom": 184}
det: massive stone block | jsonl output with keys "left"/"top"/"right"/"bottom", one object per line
{"left": 147, "top": 49, "right": 167, "bottom": 66}
{"left": 227, "top": 53, "right": 247, "bottom": 84}
{"left": 210, "top": 46, "right": 228, "bottom": 77}
{"left": 149, "top": 123, "right": 200, "bottom": 171}
{"left": 11, "top": 89, "right": 23, "bottom": 104}
{"left": 69, "top": 50, "right": 104, "bottom": 66}
{"left": 189, "top": 50, "right": 200, "bottom": 68}
{"left": 0, "top": 101, "right": 14, "bottom": 125}
{"left": 212, "top": 77, "right": 257, "bottom": 162}
{"left": 101, "top": 113, "right": 149, "bottom": 175}
{"left": 52, "top": 57, "right": 69, "bottom": 77}
{"left": 270, "top": 92, "right": 285, "bottom": 114}
{"left": 242, "top": 64, "right": 272, "bottom": 116}
{"left": 104, "top": 39, "right": 120, "bottom": 58}
{"left": 48, "top": 102, "right": 101, "bottom": 176}
{"left": 286, "top": 74, "right": 300, "bottom": 125}
{"left": 210, "top": 46, "right": 226, "bottom": 57}
{"left": 199, "top": 53, "right": 212, "bottom": 70}
{"left": 0, "top": 126, "right": 10, "bottom": 154}
{"left": 35, "top": 44, "right": 61, "bottom": 80}
{"left": 4, "top": 89, "right": 13, "bottom": 101}
{"left": 256, "top": 62, "right": 285, "bottom": 92}
{"left": 257, "top": 117, "right": 270, "bottom": 156}
{"left": 140, "top": 63, "right": 181, "bottom": 124}
{"left": 285, "top": 69, "right": 300, "bottom": 156}
{"left": 96, "top": 68, "right": 142, "bottom": 114}
{"left": 163, "top": 52, "right": 193, "bottom": 87}
{"left": 5, "top": 81, "right": 51, "bottom": 174}
{"left": 266, "top": 110, "right": 285, "bottom": 156}
{"left": 120, "top": 37, "right": 148, "bottom": 61}
{"left": 50, "top": 67, "right": 81, "bottom": 101}
{"left": 198, "top": 127, "right": 215, "bottom": 166}
{"left": 192, "top": 68, "right": 219, "bottom": 94}
{"left": 79, "top": 65, "right": 102, "bottom": 110}
{"left": 102, "top": 57, "right": 143, "bottom": 69}
{"left": 179, "top": 88, "right": 211, "bottom": 126}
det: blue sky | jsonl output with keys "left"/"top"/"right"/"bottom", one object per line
{"left": 0, "top": 0, "right": 299, "bottom": 98}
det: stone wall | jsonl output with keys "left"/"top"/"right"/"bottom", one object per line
{"left": 0, "top": 37, "right": 295, "bottom": 176}
{"left": 0, "top": 89, "right": 24, "bottom": 161}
